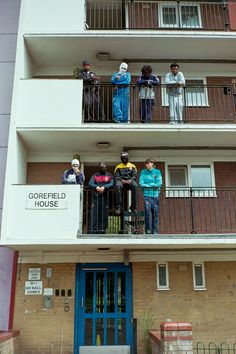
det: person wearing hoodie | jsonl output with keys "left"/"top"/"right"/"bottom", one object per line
{"left": 62, "top": 159, "right": 85, "bottom": 185}
{"left": 139, "top": 158, "right": 162, "bottom": 234}
{"left": 111, "top": 62, "right": 131, "bottom": 123}
{"left": 88, "top": 162, "right": 114, "bottom": 234}
{"left": 136, "top": 65, "right": 159, "bottom": 123}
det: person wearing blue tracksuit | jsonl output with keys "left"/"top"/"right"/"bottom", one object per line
{"left": 139, "top": 158, "right": 162, "bottom": 234}
{"left": 111, "top": 62, "right": 131, "bottom": 123}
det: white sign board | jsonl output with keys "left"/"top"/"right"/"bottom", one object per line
{"left": 26, "top": 191, "right": 68, "bottom": 210}
{"left": 28, "top": 268, "right": 41, "bottom": 280}
{"left": 44, "top": 288, "right": 53, "bottom": 296}
{"left": 25, "top": 281, "right": 43, "bottom": 295}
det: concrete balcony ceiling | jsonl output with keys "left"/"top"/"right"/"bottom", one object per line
{"left": 24, "top": 33, "right": 236, "bottom": 68}
{"left": 18, "top": 127, "right": 236, "bottom": 154}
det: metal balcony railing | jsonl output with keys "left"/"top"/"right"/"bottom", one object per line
{"left": 82, "top": 84, "right": 236, "bottom": 124}
{"left": 85, "top": 0, "right": 230, "bottom": 31}
{"left": 82, "top": 187, "right": 236, "bottom": 235}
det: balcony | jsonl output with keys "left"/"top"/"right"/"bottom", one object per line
{"left": 85, "top": 0, "right": 230, "bottom": 31}
{"left": 82, "top": 187, "right": 236, "bottom": 235}
{"left": 82, "top": 83, "right": 236, "bottom": 124}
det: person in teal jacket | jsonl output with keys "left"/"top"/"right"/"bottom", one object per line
{"left": 139, "top": 158, "right": 162, "bottom": 234}
{"left": 111, "top": 62, "right": 131, "bottom": 123}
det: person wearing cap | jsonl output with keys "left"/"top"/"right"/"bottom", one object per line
{"left": 88, "top": 162, "right": 114, "bottom": 234}
{"left": 114, "top": 152, "right": 138, "bottom": 215}
{"left": 111, "top": 62, "right": 131, "bottom": 123}
{"left": 164, "top": 63, "right": 185, "bottom": 124}
{"left": 76, "top": 60, "right": 104, "bottom": 121}
{"left": 139, "top": 158, "right": 162, "bottom": 234}
{"left": 62, "top": 159, "right": 85, "bottom": 185}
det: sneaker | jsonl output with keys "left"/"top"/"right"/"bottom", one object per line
{"left": 146, "top": 230, "right": 151, "bottom": 234}
{"left": 115, "top": 207, "right": 121, "bottom": 215}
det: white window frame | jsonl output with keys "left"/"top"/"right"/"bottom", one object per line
{"left": 162, "top": 77, "right": 209, "bottom": 107}
{"left": 192, "top": 262, "right": 207, "bottom": 290}
{"left": 157, "top": 263, "right": 170, "bottom": 290}
{"left": 165, "top": 162, "right": 216, "bottom": 198}
{"left": 158, "top": 2, "right": 202, "bottom": 29}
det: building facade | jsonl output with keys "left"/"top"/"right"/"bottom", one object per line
{"left": 0, "top": 0, "right": 21, "bottom": 332}
{"left": 1, "top": 0, "right": 236, "bottom": 353}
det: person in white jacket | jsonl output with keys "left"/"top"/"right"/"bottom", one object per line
{"left": 165, "top": 63, "right": 185, "bottom": 124}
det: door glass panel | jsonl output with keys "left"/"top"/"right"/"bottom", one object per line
{"left": 96, "top": 318, "right": 104, "bottom": 345}
{"left": 107, "top": 272, "right": 115, "bottom": 313}
{"left": 107, "top": 318, "right": 115, "bottom": 345}
{"left": 85, "top": 272, "right": 94, "bottom": 313}
{"left": 84, "top": 319, "right": 93, "bottom": 345}
{"left": 96, "top": 272, "right": 104, "bottom": 313}
{"left": 118, "top": 318, "right": 126, "bottom": 345}
{"left": 118, "top": 272, "right": 126, "bottom": 313}
{"left": 162, "top": 6, "right": 177, "bottom": 26}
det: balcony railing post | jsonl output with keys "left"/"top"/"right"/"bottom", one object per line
{"left": 190, "top": 187, "right": 197, "bottom": 234}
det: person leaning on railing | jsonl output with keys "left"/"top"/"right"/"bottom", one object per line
{"left": 164, "top": 63, "right": 185, "bottom": 124}
{"left": 139, "top": 158, "right": 162, "bottom": 235}
{"left": 136, "top": 65, "right": 160, "bottom": 123}
{"left": 62, "top": 159, "right": 85, "bottom": 185}
{"left": 111, "top": 62, "right": 131, "bottom": 123}
{"left": 74, "top": 59, "right": 105, "bottom": 122}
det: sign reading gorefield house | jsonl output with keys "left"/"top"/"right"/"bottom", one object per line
{"left": 25, "top": 190, "right": 68, "bottom": 210}
{"left": 25, "top": 281, "right": 43, "bottom": 295}
{"left": 28, "top": 268, "right": 41, "bottom": 280}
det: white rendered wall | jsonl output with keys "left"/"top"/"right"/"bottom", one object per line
{"left": 21, "top": 0, "right": 85, "bottom": 34}
{"left": 2, "top": 185, "right": 82, "bottom": 244}
{"left": 15, "top": 79, "right": 83, "bottom": 127}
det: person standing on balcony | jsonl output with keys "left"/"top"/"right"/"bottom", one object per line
{"left": 111, "top": 62, "right": 131, "bottom": 123}
{"left": 114, "top": 152, "right": 138, "bottom": 215}
{"left": 139, "top": 158, "right": 162, "bottom": 235}
{"left": 88, "top": 162, "right": 114, "bottom": 234}
{"left": 62, "top": 159, "right": 85, "bottom": 185}
{"left": 75, "top": 59, "right": 104, "bottom": 122}
{"left": 165, "top": 63, "right": 185, "bottom": 124}
{"left": 136, "top": 65, "right": 159, "bottom": 123}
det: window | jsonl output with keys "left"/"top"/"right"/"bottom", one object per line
{"left": 193, "top": 263, "right": 206, "bottom": 290}
{"left": 159, "top": 2, "right": 202, "bottom": 28}
{"left": 157, "top": 263, "right": 169, "bottom": 290}
{"left": 162, "top": 78, "right": 208, "bottom": 107}
{"left": 185, "top": 79, "right": 208, "bottom": 107}
{"left": 166, "top": 163, "right": 216, "bottom": 197}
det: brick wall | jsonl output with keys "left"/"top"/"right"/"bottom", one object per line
{"left": 133, "top": 262, "right": 236, "bottom": 354}
{"left": 228, "top": 2, "right": 236, "bottom": 30}
{"left": 13, "top": 263, "right": 75, "bottom": 354}
{"left": 0, "top": 331, "right": 20, "bottom": 354}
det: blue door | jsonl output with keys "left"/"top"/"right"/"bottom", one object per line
{"left": 74, "top": 263, "right": 133, "bottom": 353}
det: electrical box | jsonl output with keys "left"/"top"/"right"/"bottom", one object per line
{"left": 43, "top": 295, "right": 53, "bottom": 309}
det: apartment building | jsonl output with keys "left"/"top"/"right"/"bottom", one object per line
{"left": 0, "top": 0, "right": 21, "bottom": 332}
{"left": 1, "top": 0, "right": 236, "bottom": 353}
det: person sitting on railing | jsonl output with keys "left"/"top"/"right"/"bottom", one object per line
{"left": 164, "top": 63, "right": 185, "bottom": 124}
{"left": 139, "top": 158, "right": 162, "bottom": 235}
{"left": 114, "top": 152, "right": 138, "bottom": 215}
{"left": 136, "top": 65, "right": 159, "bottom": 123}
{"left": 74, "top": 59, "right": 105, "bottom": 122}
{"left": 88, "top": 162, "right": 114, "bottom": 234}
{"left": 62, "top": 159, "right": 85, "bottom": 185}
{"left": 111, "top": 62, "right": 131, "bottom": 123}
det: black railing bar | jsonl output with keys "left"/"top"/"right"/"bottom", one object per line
{"left": 87, "top": 0, "right": 225, "bottom": 4}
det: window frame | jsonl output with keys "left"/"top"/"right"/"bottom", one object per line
{"left": 162, "top": 77, "right": 209, "bottom": 107}
{"left": 192, "top": 262, "right": 207, "bottom": 290}
{"left": 157, "top": 263, "right": 170, "bottom": 290}
{"left": 158, "top": 1, "right": 202, "bottom": 29}
{"left": 165, "top": 162, "right": 216, "bottom": 198}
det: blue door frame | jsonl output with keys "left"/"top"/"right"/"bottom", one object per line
{"left": 74, "top": 263, "right": 133, "bottom": 354}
